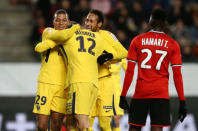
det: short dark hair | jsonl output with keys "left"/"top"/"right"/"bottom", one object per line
{"left": 88, "top": 9, "right": 104, "bottom": 24}
{"left": 151, "top": 9, "right": 167, "bottom": 22}
{"left": 54, "top": 9, "right": 69, "bottom": 19}
{"left": 149, "top": 9, "right": 168, "bottom": 32}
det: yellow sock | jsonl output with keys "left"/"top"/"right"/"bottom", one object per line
{"left": 112, "top": 127, "right": 120, "bottom": 131}
{"left": 98, "top": 116, "right": 112, "bottom": 131}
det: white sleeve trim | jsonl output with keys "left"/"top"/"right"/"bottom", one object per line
{"left": 127, "top": 59, "right": 137, "bottom": 63}
{"left": 108, "top": 31, "right": 119, "bottom": 42}
{"left": 171, "top": 64, "right": 182, "bottom": 67}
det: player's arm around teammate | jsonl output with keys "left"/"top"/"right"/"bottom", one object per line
{"left": 35, "top": 24, "right": 80, "bottom": 53}
{"left": 33, "top": 9, "right": 73, "bottom": 131}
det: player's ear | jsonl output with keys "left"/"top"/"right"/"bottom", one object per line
{"left": 98, "top": 22, "right": 103, "bottom": 29}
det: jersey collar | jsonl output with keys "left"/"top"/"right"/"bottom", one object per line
{"left": 149, "top": 30, "right": 165, "bottom": 34}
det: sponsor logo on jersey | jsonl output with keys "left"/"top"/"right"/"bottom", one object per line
{"left": 103, "top": 106, "right": 112, "bottom": 109}
{"left": 66, "top": 103, "right": 72, "bottom": 107}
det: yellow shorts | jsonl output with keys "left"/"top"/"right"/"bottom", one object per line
{"left": 33, "top": 82, "right": 67, "bottom": 115}
{"left": 113, "top": 85, "right": 124, "bottom": 116}
{"left": 66, "top": 83, "right": 98, "bottom": 115}
{"left": 91, "top": 76, "right": 115, "bottom": 116}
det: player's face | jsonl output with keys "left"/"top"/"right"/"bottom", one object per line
{"left": 85, "top": 13, "right": 102, "bottom": 32}
{"left": 53, "top": 13, "right": 70, "bottom": 30}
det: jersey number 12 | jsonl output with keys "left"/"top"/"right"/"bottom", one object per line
{"left": 76, "top": 36, "right": 96, "bottom": 56}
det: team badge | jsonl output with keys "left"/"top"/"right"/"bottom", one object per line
{"left": 47, "top": 28, "right": 53, "bottom": 34}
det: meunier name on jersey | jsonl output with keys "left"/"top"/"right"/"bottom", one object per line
{"left": 142, "top": 38, "right": 168, "bottom": 48}
{"left": 75, "top": 30, "right": 96, "bottom": 38}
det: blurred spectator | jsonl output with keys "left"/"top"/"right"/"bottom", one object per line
{"left": 189, "top": 16, "right": 198, "bottom": 45}
{"left": 50, "top": 0, "right": 75, "bottom": 23}
{"left": 31, "top": 15, "right": 46, "bottom": 44}
{"left": 34, "top": 0, "right": 51, "bottom": 26}
{"left": 60, "top": 0, "right": 75, "bottom": 21}
{"left": 114, "top": 0, "right": 126, "bottom": 10}
{"left": 138, "top": 21, "right": 149, "bottom": 34}
{"left": 90, "top": 0, "right": 112, "bottom": 15}
{"left": 26, "top": 0, "right": 198, "bottom": 62}
{"left": 171, "top": 19, "right": 190, "bottom": 42}
{"left": 145, "top": 0, "right": 169, "bottom": 11}
{"left": 168, "top": 0, "right": 192, "bottom": 26}
{"left": 152, "top": 2, "right": 163, "bottom": 10}
{"left": 129, "top": 1, "right": 146, "bottom": 27}
{"left": 179, "top": 37, "right": 193, "bottom": 62}
{"left": 192, "top": 40, "right": 198, "bottom": 60}
{"left": 10, "top": 0, "right": 32, "bottom": 6}
{"left": 74, "top": 0, "right": 90, "bottom": 23}
{"left": 30, "top": 15, "right": 46, "bottom": 60}
{"left": 102, "top": 16, "right": 115, "bottom": 32}
{"left": 113, "top": 6, "right": 137, "bottom": 36}
{"left": 187, "top": 2, "right": 198, "bottom": 20}
{"left": 116, "top": 29, "right": 131, "bottom": 50}
{"left": 182, "top": 45, "right": 193, "bottom": 62}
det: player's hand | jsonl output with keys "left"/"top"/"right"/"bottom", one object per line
{"left": 68, "top": 21, "right": 79, "bottom": 28}
{"left": 97, "top": 53, "right": 113, "bottom": 65}
{"left": 119, "top": 96, "right": 129, "bottom": 110}
{"left": 178, "top": 100, "right": 187, "bottom": 122}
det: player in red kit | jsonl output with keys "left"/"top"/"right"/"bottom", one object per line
{"left": 119, "top": 9, "right": 187, "bottom": 131}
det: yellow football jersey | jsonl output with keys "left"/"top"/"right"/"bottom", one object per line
{"left": 35, "top": 28, "right": 67, "bottom": 86}
{"left": 36, "top": 28, "right": 118, "bottom": 88}
{"left": 98, "top": 30, "right": 128, "bottom": 78}
{"left": 63, "top": 29, "right": 119, "bottom": 88}
{"left": 110, "top": 59, "right": 127, "bottom": 84}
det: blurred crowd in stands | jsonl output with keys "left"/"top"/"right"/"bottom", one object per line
{"left": 11, "top": 0, "right": 198, "bottom": 62}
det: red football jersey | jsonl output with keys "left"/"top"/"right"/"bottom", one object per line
{"left": 128, "top": 30, "right": 182, "bottom": 99}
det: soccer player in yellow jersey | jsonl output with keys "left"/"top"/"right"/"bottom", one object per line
{"left": 34, "top": 16, "right": 120, "bottom": 131}
{"left": 110, "top": 59, "right": 127, "bottom": 131}
{"left": 32, "top": 9, "right": 79, "bottom": 131}
{"left": 85, "top": 10, "right": 128, "bottom": 131}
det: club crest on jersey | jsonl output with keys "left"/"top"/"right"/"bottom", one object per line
{"left": 46, "top": 28, "right": 53, "bottom": 34}
{"left": 105, "top": 110, "right": 111, "bottom": 112}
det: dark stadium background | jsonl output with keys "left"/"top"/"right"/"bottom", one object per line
{"left": 0, "top": 0, "right": 197, "bottom": 131}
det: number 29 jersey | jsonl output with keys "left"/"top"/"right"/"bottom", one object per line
{"left": 128, "top": 30, "right": 182, "bottom": 99}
